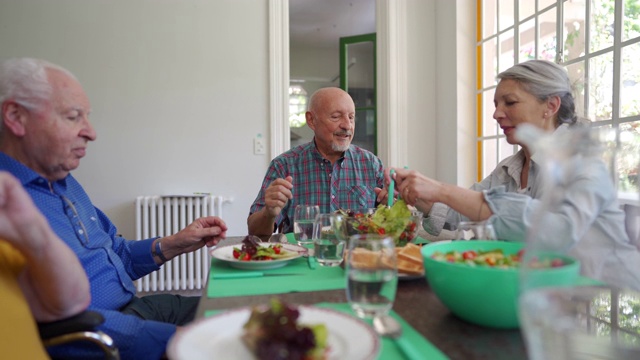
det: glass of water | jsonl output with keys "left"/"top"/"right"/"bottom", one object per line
{"left": 454, "top": 220, "right": 497, "bottom": 240}
{"left": 293, "top": 204, "right": 319, "bottom": 245}
{"left": 312, "top": 213, "right": 346, "bottom": 267}
{"left": 346, "top": 234, "right": 398, "bottom": 319}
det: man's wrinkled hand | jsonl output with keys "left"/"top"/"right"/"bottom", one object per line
{"left": 264, "top": 176, "right": 293, "bottom": 217}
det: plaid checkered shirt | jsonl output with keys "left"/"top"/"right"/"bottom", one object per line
{"left": 250, "top": 141, "right": 385, "bottom": 233}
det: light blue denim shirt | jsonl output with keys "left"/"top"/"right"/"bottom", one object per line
{"left": 424, "top": 125, "right": 640, "bottom": 290}
{"left": 424, "top": 146, "right": 542, "bottom": 236}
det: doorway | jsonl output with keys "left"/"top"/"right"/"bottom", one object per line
{"left": 288, "top": 0, "right": 376, "bottom": 150}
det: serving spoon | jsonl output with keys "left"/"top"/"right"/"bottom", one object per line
{"left": 373, "top": 315, "right": 423, "bottom": 360}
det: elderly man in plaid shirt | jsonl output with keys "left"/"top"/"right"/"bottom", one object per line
{"left": 248, "top": 87, "right": 385, "bottom": 235}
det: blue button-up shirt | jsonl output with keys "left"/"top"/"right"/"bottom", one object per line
{"left": 0, "top": 153, "right": 175, "bottom": 359}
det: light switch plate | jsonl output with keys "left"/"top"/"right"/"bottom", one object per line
{"left": 254, "top": 137, "right": 266, "bottom": 155}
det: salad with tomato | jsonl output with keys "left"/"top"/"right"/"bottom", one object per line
{"left": 232, "top": 236, "right": 295, "bottom": 261}
{"left": 431, "top": 248, "right": 566, "bottom": 269}
{"left": 336, "top": 200, "right": 422, "bottom": 246}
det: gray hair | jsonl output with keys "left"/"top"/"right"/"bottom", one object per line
{"left": 0, "top": 58, "right": 77, "bottom": 129}
{"left": 497, "top": 60, "right": 577, "bottom": 126}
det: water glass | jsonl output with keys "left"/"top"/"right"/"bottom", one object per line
{"left": 313, "top": 214, "right": 346, "bottom": 267}
{"left": 346, "top": 234, "right": 398, "bottom": 318}
{"left": 520, "top": 286, "right": 640, "bottom": 360}
{"left": 293, "top": 204, "right": 319, "bottom": 245}
{"left": 454, "top": 221, "right": 496, "bottom": 240}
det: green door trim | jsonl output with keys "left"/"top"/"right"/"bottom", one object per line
{"left": 339, "top": 33, "right": 377, "bottom": 154}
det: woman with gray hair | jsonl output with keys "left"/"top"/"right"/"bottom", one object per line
{"left": 389, "top": 59, "right": 640, "bottom": 290}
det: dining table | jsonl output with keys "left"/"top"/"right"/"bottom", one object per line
{"left": 194, "top": 235, "right": 529, "bottom": 360}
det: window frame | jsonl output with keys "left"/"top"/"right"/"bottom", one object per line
{"left": 476, "top": 0, "right": 640, "bottom": 203}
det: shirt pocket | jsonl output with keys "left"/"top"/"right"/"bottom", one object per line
{"left": 347, "top": 185, "right": 373, "bottom": 209}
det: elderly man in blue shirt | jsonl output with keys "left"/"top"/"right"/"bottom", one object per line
{"left": 0, "top": 57, "right": 228, "bottom": 359}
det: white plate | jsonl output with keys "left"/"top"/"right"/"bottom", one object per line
{"left": 167, "top": 305, "right": 380, "bottom": 360}
{"left": 210, "top": 243, "right": 307, "bottom": 270}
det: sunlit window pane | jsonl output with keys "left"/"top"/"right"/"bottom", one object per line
{"left": 618, "top": 122, "right": 640, "bottom": 194}
{"left": 539, "top": 7, "right": 558, "bottom": 61}
{"left": 563, "top": 0, "right": 586, "bottom": 61}
{"left": 566, "top": 61, "right": 587, "bottom": 119}
{"left": 623, "top": 0, "right": 640, "bottom": 41}
{"left": 482, "top": 138, "right": 498, "bottom": 179}
{"left": 499, "top": 29, "right": 515, "bottom": 74}
{"left": 499, "top": 0, "right": 515, "bottom": 31}
{"left": 483, "top": 91, "right": 498, "bottom": 137}
{"left": 590, "top": 0, "right": 615, "bottom": 53}
{"left": 499, "top": 137, "right": 516, "bottom": 163}
{"left": 621, "top": 42, "right": 640, "bottom": 118}
{"left": 539, "top": 0, "right": 556, "bottom": 11}
{"left": 519, "top": 18, "right": 536, "bottom": 60}
{"left": 482, "top": 38, "right": 498, "bottom": 88}
{"left": 519, "top": 0, "right": 535, "bottom": 20}
{"left": 588, "top": 52, "right": 614, "bottom": 121}
{"left": 483, "top": 0, "right": 498, "bottom": 37}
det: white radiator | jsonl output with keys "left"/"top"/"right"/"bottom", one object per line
{"left": 134, "top": 195, "right": 231, "bottom": 292}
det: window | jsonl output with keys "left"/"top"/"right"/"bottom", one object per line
{"left": 289, "top": 83, "right": 308, "bottom": 129}
{"left": 477, "top": 0, "right": 640, "bottom": 199}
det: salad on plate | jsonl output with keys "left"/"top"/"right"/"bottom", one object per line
{"left": 232, "top": 235, "right": 297, "bottom": 262}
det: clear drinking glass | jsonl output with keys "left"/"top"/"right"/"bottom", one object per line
{"left": 293, "top": 204, "right": 319, "bottom": 245}
{"left": 346, "top": 234, "right": 398, "bottom": 318}
{"left": 454, "top": 220, "right": 497, "bottom": 240}
{"left": 313, "top": 214, "right": 346, "bottom": 267}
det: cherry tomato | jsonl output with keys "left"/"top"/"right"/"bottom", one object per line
{"left": 273, "top": 245, "right": 281, "bottom": 254}
{"left": 233, "top": 249, "right": 241, "bottom": 259}
{"left": 241, "top": 253, "right": 251, "bottom": 261}
{"left": 462, "top": 250, "right": 477, "bottom": 260}
{"left": 551, "top": 258, "right": 564, "bottom": 267}
{"left": 378, "top": 228, "right": 386, "bottom": 235}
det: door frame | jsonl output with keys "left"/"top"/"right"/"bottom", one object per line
{"left": 268, "top": 0, "right": 408, "bottom": 167}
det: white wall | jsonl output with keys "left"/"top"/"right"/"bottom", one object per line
{"left": 0, "top": 0, "right": 271, "bottom": 238}
{"left": 0, "top": 0, "right": 476, "bottom": 239}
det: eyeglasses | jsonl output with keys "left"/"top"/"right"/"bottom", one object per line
{"left": 62, "top": 195, "right": 90, "bottom": 245}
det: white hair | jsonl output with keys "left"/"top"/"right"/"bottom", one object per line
{"left": 0, "top": 58, "right": 77, "bottom": 130}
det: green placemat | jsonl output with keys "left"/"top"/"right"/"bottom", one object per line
{"left": 205, "top": 302, "right": 448, "bottom": 360}
{"left": 207, "top": 256, "right": 346, "bottom": 298}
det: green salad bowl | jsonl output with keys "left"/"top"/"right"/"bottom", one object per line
{"left": 421, "top": 240, "right": 580, "bottom": 329}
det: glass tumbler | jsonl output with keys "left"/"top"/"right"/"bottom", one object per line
{"left": 346, "top": 234, "right": 398, "bottom": 318}
{"left": 313, "top": 213, "right": 346, "bottom": 267}
{"left": 293, "top": 204, "right": 319, "bottom": 246}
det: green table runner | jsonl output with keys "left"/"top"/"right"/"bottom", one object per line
{"left": 205, "top": 302, "right": 448, "bottom": 360}
{"left": 207, "top": 256, "right": 346, "bottom": 298}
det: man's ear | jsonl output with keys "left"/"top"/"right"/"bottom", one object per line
{"left": 1, "top": 101, "right": 28, "bottom": 137}
{"left": 305, "top": 111, "right": 316, "bottom": 131}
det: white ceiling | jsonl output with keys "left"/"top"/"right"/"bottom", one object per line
{"left": 289, "top": 0, "right": 375, "bottom": 49}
